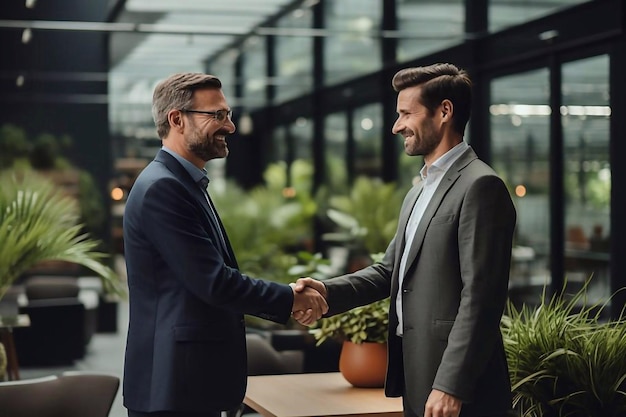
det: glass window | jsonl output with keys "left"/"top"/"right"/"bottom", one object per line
{"left": 324, "top": 112, "right": 349, "bottom": 194}
{"left": 490, "top": 68, "right": 551, "bottom": 297}
{"left": 324, "top": 0, "right": 382, "bottom": 86}
{"left": 275, "top": 8, "right": 313, "bottom": 104}
{"left": 241, "top": 36, "right": 267, "bottom": 110}
{"left": 208, "top": 50, "right": 238, "bottom": 107}
{"left": 562, "top": 55, "right": 611, "bottom": 303}
{"left": 353, "top": 103, "right": 383, "bottom": 178}
{"left": 489, "top": 0, "right": 590, "bottom": 33}
{"left": 269, "top": 126, "right": 288, "bottom": 164}
{"left": 396, "top": 0, "right": 465, "bottom": 63}
{"left": 291, "top": 117, "right": 313, "bottom": 161}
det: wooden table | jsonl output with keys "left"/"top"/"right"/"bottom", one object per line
{"left": 0, "top": 314, "right": 31, "bottom": 381}
{"left": 244, "top": 372, "right": 403, "bottom": 417}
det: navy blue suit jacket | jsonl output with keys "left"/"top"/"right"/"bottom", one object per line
{"left": 122, "top": 150, "right": 293, "bottom": 413}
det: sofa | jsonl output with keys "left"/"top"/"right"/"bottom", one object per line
{"left": 12, "top": 276, "right": 99, "bottom": 366}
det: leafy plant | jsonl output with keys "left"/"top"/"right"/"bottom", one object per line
{"left": 309, "top": 252, "right": 389, "bottom": 345}
{"left": 0, "top": 124, "right": 108, "bottom": 242}
{"left": 501, "top": 279, "right": 626, "bottom": 417}
{"left": 212, "top": 160, "right": 317, "bottom": 285}
{"left": 287, "top": 251, "right": 334, "bottom": 281}
{"left": 0, "top": 168, "right": 125, "bottom": 300}
{"left": 320, "top": 176, "right": 407, "bottom": 254}
{"left": 311, "top": 297, "right": 390, "bottom": 345}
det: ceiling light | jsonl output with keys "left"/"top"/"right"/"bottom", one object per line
{"left": 16, "top": 75, "right": 25, "bottom": 87}
{"left": 25, "top": 0, "right": 36, "bottom": 8}
{"left": 22, "top": 28, "right": 32, "bottom": 43}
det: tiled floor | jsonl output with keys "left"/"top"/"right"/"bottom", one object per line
{"left": 20, "top": 299, "right": 130, "bottom": 417}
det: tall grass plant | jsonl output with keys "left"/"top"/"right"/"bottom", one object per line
{"left": 501, "top": 280, "right": 626, "bottom": 417}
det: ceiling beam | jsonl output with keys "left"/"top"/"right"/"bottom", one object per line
{"left": 0, "top": 19, "right": 459, "bottom": 39}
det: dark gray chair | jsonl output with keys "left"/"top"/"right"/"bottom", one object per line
{"left": 0, "top": 375, "right": 60, "bottom": 417}
{"left": 0, "top": 371, "right": 119, "bottom": 417}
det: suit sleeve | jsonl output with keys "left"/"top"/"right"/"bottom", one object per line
{"left": 140, "top": 177, "right": 294, "bottom": 324}
{"left": 324, "top": 234, "right": 396, "bottom": 315}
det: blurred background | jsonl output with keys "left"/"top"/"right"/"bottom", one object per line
{"left": 1, "top": 2, "right": 625, "bottom": 414}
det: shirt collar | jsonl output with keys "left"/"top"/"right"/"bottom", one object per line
{"left": 420, "top": 141, "right": 468, "bottom": 181}
{"left": 161, "top": 146, "right": 209, "bottom": 186}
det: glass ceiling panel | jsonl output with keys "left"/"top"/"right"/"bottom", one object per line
{"left": 125, "top": 0, "right": 289, "bottom": 14}
{"left": 110, "top": 0, "right": 299, "bottom": 138}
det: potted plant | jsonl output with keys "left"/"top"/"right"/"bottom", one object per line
{"left": 310, "top": 261, "right": 390, "bottom": 389}
{"left": 0, "top": 168, "right": 126, "bottom": 306}
{"left": 501, "top": 279, "right": 626, "bottom": 416}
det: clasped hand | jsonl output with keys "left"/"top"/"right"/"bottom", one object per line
{"left": 290, "top": 277, "right": 328, "bottom": 326}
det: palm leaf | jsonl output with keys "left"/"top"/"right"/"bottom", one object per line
{"left": 0, "top": 169, "right": 125, "bottom": 299}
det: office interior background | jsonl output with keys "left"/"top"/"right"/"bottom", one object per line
{"left": 1, "top": 0, "right": 625, "bottom": 317}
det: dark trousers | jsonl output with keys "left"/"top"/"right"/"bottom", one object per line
{"left": 401, "top": 396, "right": 517, "bottom": 417}
{"left": 128, "top": 410, "right": 221, "bottom": 417}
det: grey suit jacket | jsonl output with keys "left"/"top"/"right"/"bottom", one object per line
{"left": 324, "top": 147, "right": 516, "bottom": 417}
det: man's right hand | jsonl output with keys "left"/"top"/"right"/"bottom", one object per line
{"left": 294, "top": 277, "right": 327, "bottom": 298}
{"left": 291, "top": 280, "right": 328, "bottom": 326}
{"left": 291, "top": 277, "right": 328, "bottom": 326}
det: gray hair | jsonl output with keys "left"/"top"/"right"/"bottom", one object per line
{"left": 152, "top": 73, "right": 222, "bottom": 139}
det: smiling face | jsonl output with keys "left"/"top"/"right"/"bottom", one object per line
{"left": 181, "top": 87, "right": 236, "bottom": 163}
{"left": 392, "top": 85, "right": 443, "bottom": 161}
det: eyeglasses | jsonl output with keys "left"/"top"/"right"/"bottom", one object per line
{"left": 180, "top": 108, "right": 233, "bottom": 122}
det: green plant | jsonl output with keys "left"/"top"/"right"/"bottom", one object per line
{"left": 0, "top": 124, "right": 30, "bottom": 169}
{"left": 501, "top": 280, "right": 626, "bottom": 417}
{"left": 309, "top": 252, "right": 389, "bottom": 345}
{"left": 320, "top": 176, "right": 407, "bottom": 254}
{"left": 0, "top": 125, "right": 108, "bottom": 242}
{"left": 287, "top": 251, "right": 333, "bottom": 281}
{"left": 212, "top": 160, "right": 318, "bottom": 285}
{"left": 0, "top": 168, "right": 125, "bottom": 300}
{"left": 311, "top": 297, "right": 390, "bottom": 345}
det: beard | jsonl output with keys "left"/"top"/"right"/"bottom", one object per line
{"left": 404, "top": 119, "right": 440, "bottom": 157}
{"left": 186, "top": 123, "right": 229, "bottom": 162}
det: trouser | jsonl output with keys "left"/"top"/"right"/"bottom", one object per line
{"left": 401, "top": 396, "right": 518, "bottom": 417}
{"left": 128, "top": 410, "right": 221, "bottom": 417}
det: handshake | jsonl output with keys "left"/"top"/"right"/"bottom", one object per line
{"left": 290, "top": 278, "right": 327, "bottom": 326}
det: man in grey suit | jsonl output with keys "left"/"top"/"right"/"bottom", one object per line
{"left": 295, "top": 63, "right": 517, "bottom": 417}
{"left": 123, "top": 73, "right": 327, "bottom": 417}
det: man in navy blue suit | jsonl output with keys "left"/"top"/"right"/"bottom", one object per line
{"left": 122, "top": 73, "right": 327, "bottom": 417}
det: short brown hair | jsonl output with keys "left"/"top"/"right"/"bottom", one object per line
{"left": 392, "top": 63, "right": 472, "bottom": 135}
{"left": 152, "top": 73, "right": 222, "bottom": 139}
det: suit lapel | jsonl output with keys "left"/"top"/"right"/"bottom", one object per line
{"left": 156, "top": 150, "right": 237, "bottom": 266}
{"left": 394, "top": 182, "right": 423, "bottom": 269}
{"left": 390, "top": 181, "right": 423, "bottom": 300}
{"left": 203, "top": 191, "right": 238, "bottom": 268}
{"left": 400, "top": 148, "right": 477, "bottom": 281}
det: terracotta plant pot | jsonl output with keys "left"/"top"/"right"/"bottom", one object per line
{"left": 339, "top": 340, "right": 387, "bottom": 388}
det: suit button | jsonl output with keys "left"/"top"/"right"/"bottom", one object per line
{"left": 402, "top": 289, "right": 411, "bottom": 293}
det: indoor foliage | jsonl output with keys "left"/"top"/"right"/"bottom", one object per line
{"left": 0, "top": 169, "right": 125, "bottom": 300}
{"left": 311, "top": 297, "right": 390, "bottom": 345}
{"left": 320, "top": 176, "right": 407, "bottom": 254}
{"left": 211, "top": 159, "right": 317, "bottom": 285}
{"left": 501, "top": 280, "right": 626, "bottom": 417}
{"left": 310, "top": 253, "right": 390, "bottom": 345}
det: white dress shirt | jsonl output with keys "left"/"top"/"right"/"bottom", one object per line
{"left": 395, "top": 141, "right": 469, "bottom": 336}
